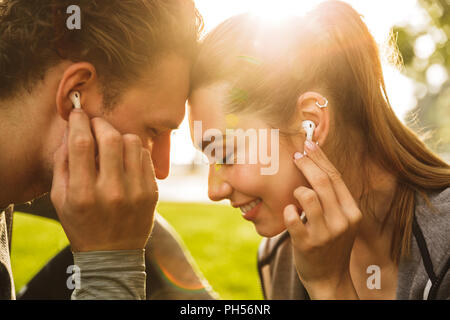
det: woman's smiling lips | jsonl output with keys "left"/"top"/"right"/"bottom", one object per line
{"left": 232, "top": 198, "right": 263, "bottom": 221}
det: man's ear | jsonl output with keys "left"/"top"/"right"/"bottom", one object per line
{"left": 55, "top": 62, "right": 98, "bottom": 121}
{"left": 296, "top": 91, "right": 330, "bottom": 146}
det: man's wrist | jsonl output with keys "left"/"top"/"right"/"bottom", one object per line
{"left": 73, "top": 249, "right": 146, "bottom": 267}
{"left": 71, "top": 249, "right": 147, "bottom": 300}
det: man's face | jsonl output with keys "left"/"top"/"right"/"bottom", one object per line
{"left": 95, "top": 54, "right": 190, "bottom": 179}
{"left": 6, "top": 54, "right": 189, "bottom": 206}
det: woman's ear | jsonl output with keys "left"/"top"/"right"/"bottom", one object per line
{"left": 296, "top": 91, "right": 330, "bottom": 146}
{"left": 55, "top": 62, "right": 98, "bottom": 121}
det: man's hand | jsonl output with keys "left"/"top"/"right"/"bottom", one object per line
{"left": 51, "top": 109, "right": 158, "bottom": 252}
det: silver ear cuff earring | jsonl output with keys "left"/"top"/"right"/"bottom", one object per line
{"left": 313, "top": 97, "right": 328, "bottom": 147}
{"left": 315, "top": 97, "right": 328, "bottom": 108}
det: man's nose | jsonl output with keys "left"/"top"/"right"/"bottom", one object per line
{"left": 151, "top": 132, "right": 171, "bottom": 180}
{"left": 208, "top": 164, "right": 232, "bottom": 202}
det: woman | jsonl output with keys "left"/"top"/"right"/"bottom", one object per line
{"left": 188, "top": 1, "right": 450, "bottom": 299}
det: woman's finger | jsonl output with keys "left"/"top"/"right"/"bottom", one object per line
{"left": 283, "top": 204, "right": 308, "bottom": 248}
{"left": 304, "top": 141, "right": 360, "bottom": 222}
{"left": 293, "top": 186, "right": 328, "bottom": 237}
{"left": 293, "top": 151, "right": 342, "bottom": 226}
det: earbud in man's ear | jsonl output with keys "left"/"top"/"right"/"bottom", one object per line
{"left": 69, "top": 91, "right": 81, "bottom": 109}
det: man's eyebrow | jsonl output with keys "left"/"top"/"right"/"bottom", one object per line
{"left": 159, "top": 120, "right": 181, "bottom": 130}
{"left": 167, "top": 121, "right": 181, "bottom": 130}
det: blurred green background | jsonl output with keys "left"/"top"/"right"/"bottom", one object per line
{"left": 11, "top": 202, "right": 263, "bottom": 300}
{"left": 393, "top": 0, "right": 450, "bottom": 157}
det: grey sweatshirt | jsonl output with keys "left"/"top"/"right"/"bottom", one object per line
{"left": 0, "top": 204, "right": 146, "bottom": 300}
{"left": 258, "top": 187, "right": 450, "bottom": 300}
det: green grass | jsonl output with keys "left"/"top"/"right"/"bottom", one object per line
{"left": 11, "top": 213, "right": 70, "bottom": 292}
{"left": 157, "top": 202, "right": 263, "bottom": 299}
{"left": 11, "top": 202, "right": 263, "bottom": 299}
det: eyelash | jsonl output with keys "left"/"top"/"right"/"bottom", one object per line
{"left": 221, "top": 152, "right": 235, "bottom": 165}
{"left": 148, "top": 128, "right": 158, "bottom": 137}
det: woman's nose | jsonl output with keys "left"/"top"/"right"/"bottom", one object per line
{"left": 208, "top": 164, "right": 232, "bottom": 202}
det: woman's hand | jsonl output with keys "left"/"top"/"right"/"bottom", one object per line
{"left": 283, "top": 140, "right": 362, "bottom": 299}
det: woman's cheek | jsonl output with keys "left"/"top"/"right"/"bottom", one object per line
{"left": 269, "top": 157, "right": 305, "bottom": 208}
{"left": 228, "top": 163, "right": 265, "bottom": 192}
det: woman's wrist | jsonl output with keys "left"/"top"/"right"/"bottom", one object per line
{"left": 304, "top": 272, "right": 360, "bottom": 300}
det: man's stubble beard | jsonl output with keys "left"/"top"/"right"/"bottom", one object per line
{"left": 26, "top": 151, "right": 54, "bottom": 204}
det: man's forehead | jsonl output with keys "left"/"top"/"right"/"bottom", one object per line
{"left": 138, "top": 55, "right": 190, "bottom": 130}
{"left": 141, "top": 53, "right": 191, "bottom": 88}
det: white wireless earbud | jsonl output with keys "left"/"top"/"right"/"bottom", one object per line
{"left": 302, "top": 120, "right": 316, "bottom": 155}
{"left": 302, "top": 120, "right": 315, "bottom": 142}
{"left": 69, "top": 91, "right": 81, "bottom": 109}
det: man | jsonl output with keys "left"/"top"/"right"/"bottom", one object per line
{"left": 0, "top": 0, "right": 204, "bottom": 299}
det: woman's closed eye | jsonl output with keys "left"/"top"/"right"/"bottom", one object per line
{"left": 221, "top": 151, "right": 235, "bottom": 165}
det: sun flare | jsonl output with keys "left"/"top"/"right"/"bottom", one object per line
{"left": 249, "top": 0, "right": 318, "bottom": 24}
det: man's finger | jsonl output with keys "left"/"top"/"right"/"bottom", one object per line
{"left": 91, "top": 117, "right": 124, "bottom": 181}
{"left": 67, "top": 110, "right": 96, "bottom": 190}
{"left": 142, "top": 148, "right": 157, "bottom": 195}
{"left": 123, "top": 134, "right": 143, "bottom": 177}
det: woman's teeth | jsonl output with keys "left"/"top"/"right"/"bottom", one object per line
{"left": 240, "top": 198, "right": 262, "bottom": 214}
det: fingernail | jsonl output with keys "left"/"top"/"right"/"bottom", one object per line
{"left": 305, "top": 139, "right": 316, "bottom": 151}
{"left": 294, "top": 152, "right": 303, "bottom": 160}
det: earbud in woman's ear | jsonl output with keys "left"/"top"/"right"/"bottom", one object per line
{"left": 302, "top": 120, "right": 317, "bottom": 155}
{"left": 302, "top": 120, "right": 315, "bottom": 142}
{"left": 69, "top": 91, "right": 81, "bottom": 109}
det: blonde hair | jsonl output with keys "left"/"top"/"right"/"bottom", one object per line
{"left": 191, "top": 1, "right": 450, "bottom": 262}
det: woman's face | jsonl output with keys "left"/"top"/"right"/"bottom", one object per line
{"left": 189, "top": 83, "right": 308, "bottom": 237}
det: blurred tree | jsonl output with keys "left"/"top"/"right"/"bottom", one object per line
{"left": 393, "top": 0, "right": 449, "bottom": 158}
